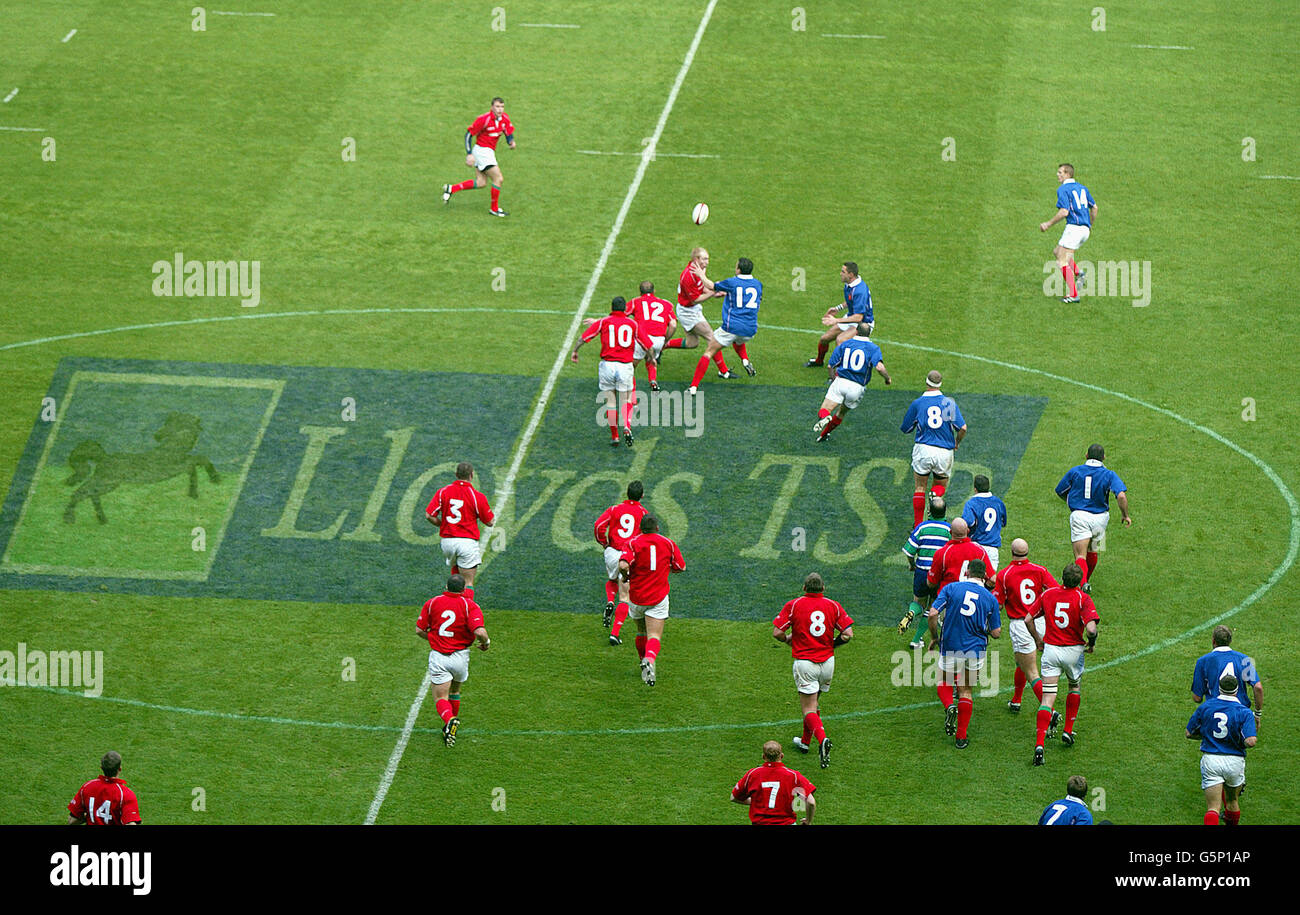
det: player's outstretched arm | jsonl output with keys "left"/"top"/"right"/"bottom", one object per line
{"left": 1039, "top": 207, "right": 1069, "bottom": 232}
{"left": 1116, "top": 492, "right": 1132, "bottom": 525}
{"left": 875, "top": 361, "right": 892, "bottom": 385}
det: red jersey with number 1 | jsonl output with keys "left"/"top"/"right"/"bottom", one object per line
{"left": 427, "top": 479, "right": 494, "bottom": 540}
{"left": 625, "top": 294, "right": 677, "bottom": 336}
{"left": 620, "top": 532, "right": 685, "bottom": 605}
{"left": 993, "top": 560, "right": 1059, "bottom": 620}
{"left": 467, "top": 111, "right": 513, "bottom": 150}
{"left": 773, "top": 594, "right": 854, "bottom": 663}
{"left": 418, "top": 590, "right": 485, "bottom": 653}
{"left": 69, "top": 776, "right": 141, "bottom": 825}
{"left": 582, "top": 313, "right": 652, "bottom": 363}
{"left": 1038, "top": 586, "right": 1099, "bottom": 646}
{"left": 595, "top": 500, "right": 650, "bottom": 551}
{"left": 732, "top": 762, "right": 815, "bottom": 826}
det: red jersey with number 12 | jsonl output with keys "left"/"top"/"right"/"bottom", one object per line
{"left": 582, "top": 313, "right": 652, "bottom": 363}
{"left": 427, "top": 480, "right": 494, "bottom": 540}
{"left": 620, "top": 532, "right": 685, "bottom": 605}
{"left": 1038, "top": 586, "right": 1099, "bottom": 646}
{"left": 418, "top": 590, "right": 485, "bottom": 653}
{"left": 993, "top": 560, "right": 1059, "bottom": 620}
{"left": 773, "top": 594, "right": 854, "bottom": 662}
{"left": 595, "top": 500, "right": 650, "bottom": 551}
{"left": 625, "top": 294, "right": 677, "bottom": 336}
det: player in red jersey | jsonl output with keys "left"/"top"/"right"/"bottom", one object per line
{"left": 773, "top": 572, "right": 854, "bottom": 769}
{"left": 426, "top": 462, "right": 494, "bottom": 588}
{"left": 1032, "top": 563, "right": 1099, "bottom": 766}
{"left": 926, "top": 518, "right": 988, "bottom": 594}
{"left": 594, "top": 479, "right": 649, "bottom": 644}
{"left": 417, "top": 573, "right": 491, "bottom": 747}
{"left": 572, "top": 297, "right": 654, "bottom": 448}
{"left": 67, "top": 751, "right": 141, "bottom": 825}
{"left": 618, "top": 515, "right": 685, "bottom": 686}
{"left": 625, "top": 282, "right": 677, "bottom": 392}
{"left": 442, "top": 97, "right": 515, "bottom": 217}
{"left": 731, "top": 740, "right": 817, "bottom": 825}
{"left": 662, "top": 247, "right": 730, "bottom": 369}
{"left": 992, "top": 538, "right": 1057, "bottom": 712}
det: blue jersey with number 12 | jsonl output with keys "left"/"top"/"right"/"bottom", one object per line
{"left": 828, "top": 338, "right": 882, "bottom": 387}
{"left": 714, "top": 275, "right": 762, "bottom": 337}
{"left": 901, "top": 392, "right": 964, "bottom": 448}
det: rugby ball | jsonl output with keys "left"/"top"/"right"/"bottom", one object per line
{"left": 692, "top": 202, "right": 709, "bottom": 225}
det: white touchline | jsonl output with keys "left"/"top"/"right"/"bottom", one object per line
{"left": 210, "top": 10, "right": 277, "bottom": 15}
{"left": 62, "top": 29, "right": 77, "bottom": 42}
{"left": 0, "top": 126, "right": 44, "bottom": 132}
{"left": 1131, "top": 44, "right": 1194, "bottom": 50}
{"left": 520, "top": 23, "right": 581, "bottom": 28}
{"left": 821, "top": 34, "right": 886, "bottom": 39}
{"left": 577, "top": 149, "right": 720, "bottom": 159}
{"left": 1259, "top": 175, "right": 1300, "bottom": 180}
{"left": 3, "top": 89, "right": 17, "bottom": 103}
{"left": 362, "top": 0, "right": 722, "bottom": 825}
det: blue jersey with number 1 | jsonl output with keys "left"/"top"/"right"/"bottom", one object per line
{"left": 901, "top": 392, "right": 964, "bottom": 448}
{"left": 1057, "top": 181, "right": 1095, "bottom": 227}
{"left": 1055, "top": 461, "right": 1125, "bottom": 513}
{"left": 714, "top": 275, "right": 762, "bottom": 337}
{"left": 828, "top": 338, "right": 882, "bottom": 386}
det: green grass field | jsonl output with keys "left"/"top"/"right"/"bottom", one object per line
{"left": 1, "top": 0, "right": 1297, "bottom": 826}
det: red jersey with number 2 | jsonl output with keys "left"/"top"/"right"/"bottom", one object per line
{"left": 582, "top": 313, "right": 651, "bottom": 363}
{"left": 620, "top": 532, "right": 685, "bottom": 605}
{"left": 773, "top": 595, "right": 854, "bottom": 663}
{"left": 595, "top": 500, "right": 650, "bottom": 551}
{"left": 418, "top": 591, "right": 485, "bottom": 653}
{"left": 427, "top": 480, "right": 494, "bottom": 540}
{"left": 1038, "top": 586, "right": 1099, "bottom": 646}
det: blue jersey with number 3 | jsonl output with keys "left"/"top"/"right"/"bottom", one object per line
{"left": 901, "top": 392, "right": 965, "bottom": 448}
{"left": 714, "top": 275, "right": 762, "bottom": 337}
{"left": 828, "top": 339, "right": 882, "bottom": 386}
{"left": 1187, "top": 697, "right": 1255, "bottom": 757}
{"left": 1057, "top": 181, "right": 1095, "bottom": 226}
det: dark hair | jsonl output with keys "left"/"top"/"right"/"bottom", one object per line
{"left": 1059, "top": 163, "right": 1075, "bottom": 177}
{"left": 640, "top": 515, "right": 659, "bottom": 534}
{"left": 842, "top": 261, "right": 859, "bottom": 277}
{"left": 1086, "top": 443, "right": 1105, "bottom": 462}
{"left": 491, "top": 96, "right": 505, "bottom": 106}
{"left": 967, "top": 560, "right": 987, "bottom": 580}
{"left": 804, "top": 572, "right": 824, "bottom": 593}
{"left": 974, "top": 474, "right": 990, "bottom": 492}
{"left": 1066, "top": 775, "right": 1087, "bottom": 799}
{"left": 627, "top": 480, "right": 644, "bottom": 501}
{"left": 611, "top": 296, "right": 626, "bottom": 312}
{"left": 1212, "top": 625, "right": 1232, "bottom": 647}
{"left": 928, "top": 497, "right": 946, "bottom": 518}
{"left": 101, "top": 751, "right": 122, "bottom": 778}
{"left": 447, "top": 574, "right": 466, "bottom": 593}
{"left": 737, "top": 257, "right": 753, "bottom": 275}
{"left": 639, "top": 281, "right": 654, "bottom": 295}
{"left": 1219, "top": 673, "right": 1239, "bottom": 695}
{"left": 456, "top": 462, "right": 474, "bottom": 481}
{"left": 1062, "top": 564, "right": 1084, "bottom": 588}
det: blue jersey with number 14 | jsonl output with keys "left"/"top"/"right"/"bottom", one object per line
{"left": 1057, "top": 181, "right": 1095, "bottom": 227}
{"left": 714, "top": 275, "right": 762, "bottom": 337}
{"left": 828, "top": 338, "right": 882, "bottom": 387}
{"left": 901, "top": 392, "right": 964, "bottom": 448}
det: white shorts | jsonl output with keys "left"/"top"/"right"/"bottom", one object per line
{"left": 1069, "top": 509, "right": 1109, "bottom": 551}
{"left": 713, "top": 329, "right": 752, "bottom": 347}
{"left": 676, "top": 305, "right": 707, "bottom": 333}
{"left": 939, "top": 651, "right": 986, "bottom": 675}
{"left": 1200, "top": 754, "right": 1246, "bottom": 790}
{"left": 911, "top": 443, "right": 955, "bottom": 478}
{"left": 1058, "top": 224, "right": 1090, "bottom": 251}
{"left": 428, "top": 648, "right": 470, "bottom": 685}
{"left": 793, "top": 657, "right": 835, "bottom": 695}
{"left": 604, "top": 546, "right": 622, "bottom": 581}
{"left": 826, "top": 376, "right": 865, "bottom": 410}
{"left": 598, "top": 360, "right": 635, "bottom": 393}
{"left": 471, "top": 144, "right": 498, "bottom": 172}
{"left": 441, "top": 536, "right": 482, "bottom": 570}
{"left": 634, "top": 335, "right": 665, "bottom": 361}
{"left": 1041, "top": 643, "right": 1086, "bottom": 683}
{"left": 1009, "top": 616, "right": 1046, "bottom": 655}
{"left": 836, "top": 321, "right": 873, "bottom": 334}
{"left": 979, "top": 544, "right": 999, "bottom": 572}
{"left": 629, "top": 596, "right": 669, "bottom": 620}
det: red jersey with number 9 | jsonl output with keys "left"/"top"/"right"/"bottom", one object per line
{"left": 427, "top": 479, "right": 494, "bottom": 540}
{"left": 993, "top": 560, "right": 1059, "bottom": 620}
{"left": 773, "top": 594, "right": 854, "bottom": 662}
{"left": 582, "top": 312, "right": 651, "bottom": 363}
{"left": 1037, "top": 586, "right": 1099, "bottom": 646}
{"left": 595, "top": 499, "right": 649, "bottom": 552}
{"left": 619, "top": 532, "right": 685, "bottom": 605}
{"left": 418, "top": 590, "right": 485, "bottom": 653}
{"left": 68, "top": 776, "right": 141, "bottom": 825}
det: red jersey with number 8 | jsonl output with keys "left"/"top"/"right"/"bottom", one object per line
{"left": 418, "top": 590, "right": 485, "bottom": 653}
{"left": 595, "top": 500, "right": 650, "bottom": 552}
{"left": 427, "top": 479, "right": 494, "bottom": 540}
{"left": 773, "top": 594, "right": 854, "bottom": 662}
{"left": 1038, "top": 586, "right": 1099, "bottom": 646}
{"left": 620, "top": 532, "right": 685, "bottom": 605}
{"left": 582, "top": 313, "right": 651, "bottom": 363}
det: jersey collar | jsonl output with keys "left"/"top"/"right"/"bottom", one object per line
{"left": 1085, "top": 459, "right": 1104, "bottom": 466}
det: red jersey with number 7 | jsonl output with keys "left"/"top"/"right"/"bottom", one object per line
{"left": 427, "top": 479, "right": 494, "bottom": 540}
{"left": 582, "top": 313, "right": 652, "bottom": 363}
{"left": 595, "top": 500, "right": 649, "bottom": 551}
{"left": 418, "top": 590, "right": 485, "bottom": 653}
{"left": 620, "top": 532, "right": 685, "bottom": 605}
{"left": 68, "top": 776, "right": 141, "bottom": 825}
{"left": 732, "top": 762, "right": 815, "bottom": 826}
{"left": 993, "top": 560, "right": 1059, "bottom": 620}
{"left": 625, "top": 294, "right": 677, "bottom": 337}
{"left": 1038, "top": 586, "right": 1099, "bottom": 646}
{"left": 773, "top": 594, "right": 854, "bottom": 662}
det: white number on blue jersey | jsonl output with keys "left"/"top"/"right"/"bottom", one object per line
{"left": 960, "top": 592, "right": 979, "bottom": 617}
{"left": 1212, "top": 712, "right": 1229, "bottom": 739}
{"left": 983, "top": 507, "right": 998, "bottom": 532}
{"left": 1045, "top": 803, "right": 1068, "bottom": 825}
{"left": 1221, "top": 661, "right": 1236, "bottom": 680}
{"left": 845, "top": 349, "right": 867, "bottom": 372}
{"left": 1083, "top": 476, "right": 1092, "bottom": 500}
{"left": 1072, "top": 189, "right": 1088, "bottom": 209}
{"left": 735, "top": 286, "right": 759, "bottom": 309}
{"left": 926, "top": 405, "right": 944, "bottom": 429}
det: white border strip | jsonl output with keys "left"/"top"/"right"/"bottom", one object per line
{"left": 61, "top": 29, "right": 77, "bottom": 43}
{"left": 3, "top": 89, "right": 17, "bottom": 103}
{"left": 0, "top": 126, "right": 43, "bottom": 132}
{"left": 1131, "top": 44, "right": 1193, "bottom": 50}
{"left": 577, "top": 149, "right": 720, "bottom": 159}
{"left": 822, "top": 33, "right": 885, "bottom": 39}
{"left": 520, "top": 23, "right": 580, "bottom": 29}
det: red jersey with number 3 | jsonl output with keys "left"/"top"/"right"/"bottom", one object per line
{"left": 732, "top": 762, "right": 815, "bottom": 826}
{"left": 773, "top": 594, "right": 854, "bottom": 662}
{"left": 1038, "top": 586, "right": 1099, "bottom": 646}
{"left": 595, "top": 499, "right": 650, "bottom": 551}
{"left": 582, "top": 313, "right": 651, "bottom": 363}
{"left": 69, "top": 776, "right": 141, "bottom": 825}
{"left": 625, "top": 294, "right": 677, "bottom": 336}
{"left": 677, "top": 262, "right": 707, "bottom": 308}
{"left": 467, "top": 111, "right": 513, "bottom": 150}
{"left": 427, "top": 480, "right": 494, "bottom": 540}
{"left": 418, "top": 590, "right": 485, "bottom": 653}
{"left": 993, "top": 560, "right": 1059, "bottom": 620}
{"left": 620, "top": 532, "right": 685, "bottom": 605}
{"left": 927, "top": 538, "right": 989, "bottom": 591}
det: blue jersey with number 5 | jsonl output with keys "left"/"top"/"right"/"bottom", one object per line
{"left": 1057, "top": 181, "right": 1095, "bottom": 226}
{"left": 901, "top": 392, "right": 964, "bottom": 448}
{"left": 828, "top": 339, "right": 882, "bottom": 386}
{"left": 934, "top": 581, "right": 1000, "bottom": 655}
{"left": 715, "top": 275, "right": 762, "bottom": 337}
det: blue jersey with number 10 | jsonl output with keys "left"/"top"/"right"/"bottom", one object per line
{"left": 828, "top": 338, "right": 882, "bottom": 386}
{"left": 901, "top": 392, "right": 964, "bottom": 448}
{"left": 714, "top": 275, "right": 762, "bottom": 337}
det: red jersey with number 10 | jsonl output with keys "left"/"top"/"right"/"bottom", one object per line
{"left": 582, "top": 313, "right": 652, "bottom": 363}
{"left": 595, "top": 500, "right": 650, "bottom": 552}
{"left": 418, "top": 590, "right": 485, "bottom": 653}
{"left": 68, "top": 776, "right": 141, "bottom": 825}
{"left": 625, "top": 294, "right": 677, "bottom": 336}
{"left": 1038, "top": 586, "right": 1099, "bottom": 646}
{"left": 427, "top": 480, "right": 494, "bottom": 540}
{"left": 620, "top": 532, "right": 685, "bottom": 605}
{"left": 993, "top": 560, "right": 1059, "bottom": 620}
{"left": 773, "top": 594, "right": 854, "bottom": 662}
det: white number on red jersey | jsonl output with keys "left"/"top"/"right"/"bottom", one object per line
{"left": 1053, "top": 601, "right": 1071, "bottom": 629}
{"left": 617, "top": 513, "right": 636, "bottom": 540}
{"left": 607, "top": 323, "right": 634, "bottom": 349}
{"left": 438, "top": 610, "right": 457, "bottom": 638}
{"left": 809, "top": 611, "right": 827, "bottom": 637}
{"left": 648, "top": 544, "right": 657, "bottom": 571}
{"left": 640, "top": 301, "right": 664, "bottom": 323}
{"left": 761, "top": 781, "right": 780, "bottom": 808}
{"left": 1019, "top": 579, "right": 1037, "bottom": 607}
{"left": 89, "top": 797, "right": 112, "bottom": 824}
{"left": 446, "top": 498, "right": 463, "bottom": 524}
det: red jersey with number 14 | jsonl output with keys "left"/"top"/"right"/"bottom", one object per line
{"left": 467, "top": 111, "right": 513, "bottom": 150}
{"left": 582, "top": 312, "right": 652, "bottom": 363}
{"left": 773, "top": 594, "right": 854, "bottom": 663}
{"left": 1038, "top": 586, "right": 1099, "bottom": 646}
{"left": 418, "top": 590, "right": 485, "bottom": 653}
{"left": 427, "top": 479, "right": 494, "bottom": 540}
{"left": 993, "top": 560, "right": 1059, "bottom": 620}
{"left": 625, "top": 294, "right": 677, "bottom": 336}
{"left": 620, "top": 532, "right": 685, "bottom": 605}
{"left": 732, "top": 762, "right": 815, "bottom": 826}
{"left": 69, "top": 776, "right": 141, "bottom": 825}
{"left": 595, "top": 500, "right": 650, "bottom": 551}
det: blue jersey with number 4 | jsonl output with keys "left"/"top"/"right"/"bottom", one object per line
{"left": 828, "top": 339, "right": 882, "bottom": 386}
{"left": 934, "top": 580, "right": 1000, "bottom": 655}
{"left": 1192, "top": 647, "right": 1259, "bottom": 707}
{"left": 1055, "top": 461, "right": 1125, "bottom": 513}
{"left": 714, "top": 275, "right": 762, "bottom": 337}
{"left": 962, "top": 494, "right": 1008, "bottom": 547}
{"left": 1038, "top": 797, "right": 1093, "bottom": 826}
{"left": 901, "top": 392, "right": 964, "bottom": 448}
{"left": 1187, "top": 696, "right": 1255, "bottom": 756}
{"left": 1057, "top": 181, "right": 1095, "bottom": 227}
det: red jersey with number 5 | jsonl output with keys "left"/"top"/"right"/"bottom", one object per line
{"left": 625, "top": 294, "right": 677, "bottom": 336}
{"left": 427, "top": 479, "right": 494, "bottom": 540}
{"left": 732, "top": 762, "right": 815, "bottom": 826}
{"left": 1038, "top": 586, "right": 1099, "bottom": 646}
{"left": 582, "top": 313, "right": 651, "bottom": 363}
{"left": 418, "top": 590, "right": 485, "bottom": 653}
{"left": 993, "top": 560, "right": 1059, "bottom": 620}
{"left": 595, "top": 499, "right": 649, "bottom": 552}
{"left": 69, "top": 776, "right": 141, "bottom": 825}
{"left": 620, "top": 532, "right": 685, "bottom": 605}
{"left": 773, "top": 594, "right": 853, "bottom": 662}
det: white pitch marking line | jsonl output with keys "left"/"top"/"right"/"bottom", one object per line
{"left": 577, "top": 149, "right": 720, "bottom": 159}
{"left": 1131, "top": 44, "right": 1193, "bottom": 50}
{"left": 822, "top": 33, "right": 886, "bottom": 39}
{"left": 0, "top": 125, "right": 44, "bottom": 131}
{"left": 3, "top": 89, "right": 17, "bottom": 103}
{"left": 62, "top": 29, "right": 77, "bottom": 43}
{"left": 210, "top": 10, "right": 277, "bottom": 15}
{"left": 1259, "top": 175, "right": 1300, "bottom": 180}
{"left": 362, "top": 0, "right": 720, "bottom": 826}
{"left": 520, "top": 23, "right": 580, "bottom": 28}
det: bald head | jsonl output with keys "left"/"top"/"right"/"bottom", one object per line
{"left": 762, "top": 740, "right": 783, "bottom": 762}
{"left": 691, "top": 246, "right": 708, "bottom": 263}
{"left": 926, "top": 370, "right": 943, "bottom": 388}
{"left": 856, "top": 323, "right": 872, "bottom": 338}
{"left": 1010, "top": 538, "right": 1029, "bottom": 559}
{"left": 928, "top": 496, "right": 946, "bottom": 518}
{"left": 950, "top": 518, "right": 969, "bottom": 538}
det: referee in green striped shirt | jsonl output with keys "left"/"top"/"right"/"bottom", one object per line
{"left": 899, "top": 497, "right": 952, "bottom": 647}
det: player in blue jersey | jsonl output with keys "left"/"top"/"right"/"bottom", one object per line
{"left": 1038, "top": 775, "right": 1094, "bottom": 825}
{"left": 811, "top": 324, "right": 891, "bottom": 442}
{"left": 805, "top": 262, "right": 874, "bottom": 367}
{"left": 1186, "top": 673, "right": 1257, "bottom": 825}
{"left": 1192, "top": 626, "right": 1263, "bottom": 719}
{"left": 1039, "top": 163, "right": 1097, "bottom": 303}
{"left": 901, "top": 370, "right": 967, "bottom": 529}
{"left": 1055, "top": 444, "right": 1131, "bottom": 590}
{"left": 962, "top": 474, "right": 1008, "bottom": 571}
{"left": 686, "top": 257, "right": 760, "bottom": 393}
{"left": 927, "top": 561, "right": 1001, "bottom": 749}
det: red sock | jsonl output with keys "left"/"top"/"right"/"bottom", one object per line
{"left": 1063, "top": 264, "right": 1077, "bottom": 297}
{"left": 734, "top": 343, "right": 748, "bottom": 361}
{"left": 1224, "top": 809, "right": 1241, "bottom": 826}
{"left": 610, "top": 421, "right": 620, "bottom": 441}
{"left": 1075, "top": 556, "right": 1089, "bottom": 583}
{"left": 491, "top": 185, "right": 501, "bottom": 210}
{"left": 937, "top": 683, "right": 954, "bottom": 709}
{"left": 635, "top": 636, "right": 647, "bottom": 658}
{"left": 1086, "top": 552, "right": 1098, "bottom": 577}
{"left": 956, "top": 697, "right": 973, "bottom": 739}
{"left": 665, "top": 338, "right": 685, "bottom": 348}
{"left": 452, "top": 179, "right": 475, "bottom": 193}
{"left": 815, "top": 341, "right": 829, "bottom": 361}
{"left": 435, "top": 699, "right": 454, "bottom": 723}
{"left": 1065, "top": 692, "right": 1081, "bottom": 733}
{"left": 623, "top": 392, "right": 635, "bottom": 430}
{"left": 645, "top": 638, "right": 660, "bottom": 661}
{"left": 806, "top": 712, "right": 826, "bottom": 743}
{"left": 1071, "top": 261, "right": 1080, "bottom": 277}
{"left": 801, "top": 716, "right": 813, "bottom": 745}
{"left": 647, "top": 361, "right": 657, "bottom": 382}
{"left": 1013, "top": 668, "right": 1027, "bottom": 703}
{"left": 827, "top": 416, "right": 842, "bottom": 431}
{"left": 1032, "top": 678, "right": 1044, "bottom": 703}
{"left": 1035, "top": 707, "right": 1051, "bottom": 746}
{"left": 818, "top": 408, "right": 831, "bottom": 420}
{"left": 612, "top": 603, "right": 629, "bottom": 636}
{"left": 913, "top": 492, "right": 926, "bottom": 527}
{"left": 450, "top": 696, "right": 460, "bottom": 717}
{"left": 1204, "top": 810, "right": 1220, "bottom": 826}
{"left": 605, "top": 580, "right": 617, "bottom": 602}
{"left": 931, "top": 483, "right": 946, "bottom": 500}
{"left": 711, "top": 351, "right": 729, "bottom": 372}
{"left": 689, "top": 355, "right": 710, "bottom": 388}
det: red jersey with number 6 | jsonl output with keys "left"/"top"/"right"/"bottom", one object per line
{"left": 625, "top": 294, "right": 677, "bottom": 337}
{"left": 620, "top": 532, "right": 685, "bottom": 605}
{"left": 993, "top": 560, "right": 1059, "bottom": 620}
{"left": 595, "top": 499, "right": 650, "bottom": 552}
{"left": 427, "top": 479, "right": 494, "bottom": 540}
{"left": 68, "top": 776, "right": 141, "bottom": 825}
{"left": 773, "top": 594, "right": 854, "bottom": 663}
{"left": 732, "top": 762, "right": 815, "bottom": 826}
{"left": 418, "top": 590, "right": 485, "bottom": 653}
{"left": 1038, "top": 586, "right": 1099, "bottom": 646}
{"left": 582, "top": 313, "right": 652, "bottom": 363}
